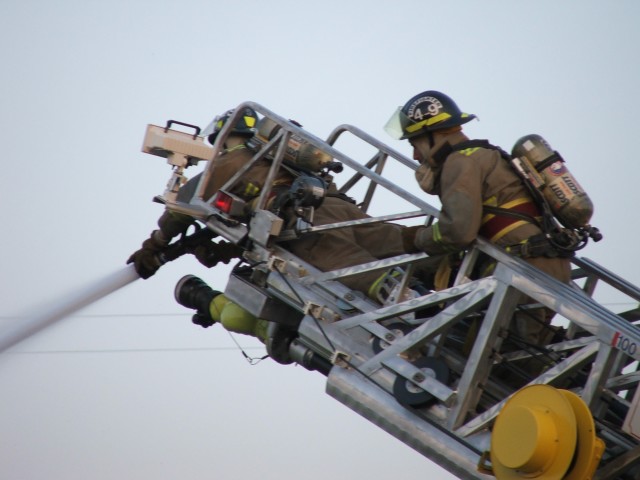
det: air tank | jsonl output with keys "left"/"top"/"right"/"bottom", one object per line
{"left": 511, "top": 134, "right": 594, "bottom": 229}
{"left": 254, "top": 117, "right": 342, "bottom": 173}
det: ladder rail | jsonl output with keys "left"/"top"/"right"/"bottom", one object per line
{"left": 151, "top": 102, "right": 640, "bottom": 479}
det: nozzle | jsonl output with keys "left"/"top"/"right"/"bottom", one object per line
{"left": 174, "top": 275, "right": 221, "bottom": 315}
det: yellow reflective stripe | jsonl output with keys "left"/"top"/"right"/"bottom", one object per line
{"left": 484, "top": 195, "right": 498, "bottom": 207}
{"left": 431, "top": 223, "right": 460, "bottom": 252}
{"left": 458, "top": 147, "right": 480, "bottom": 156}
{"left": 244, "top": 183, "right": 260, "bottom": 197}
{"left": 245, "top": 116, "right": 256, "bottom": 128}
{"left": 225, "top": 144, "right": 247, "bottom": 153}
{"left": 488, "top": 220, "right": 528, "bottom": 243}
{"left": 481, "top": 197, "right": 540, "bottom": 242}
{"left": 432, "top": 222, "right": 443, "bottom": 244}
{"left": 481, "top": 197, "right": 531, "bottom": 223}
{"left": 500, "top": 197, "right": 533, "bottom": 209}
{"left": 405, "top": 112, "right": 452, "bottom": 133}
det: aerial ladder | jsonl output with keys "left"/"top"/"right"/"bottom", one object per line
{"left": 5, "top": 102, "right": 640, "bottom": 479}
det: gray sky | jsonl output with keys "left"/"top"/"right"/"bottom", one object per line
{"left": 1, "top": 1, "right": 639, "bottom": 479}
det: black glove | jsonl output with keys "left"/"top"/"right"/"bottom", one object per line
{"left": 191, "top": 312, "right": 216, "bottom": 328}
{"left": 127, "top": 233, "right": 166, "bottom": 279}
{"left": 193, "top": 240, "right": 243, "bottom": 268}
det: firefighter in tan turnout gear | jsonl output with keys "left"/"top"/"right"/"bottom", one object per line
{"left": 129, "top": 107, "right": 407, "bottom": 341}
{"left": 126, "top": 108, "right": 263, "bottom": 280}
{"left": 385, "top": 90, "right": 572, "bottom": 365}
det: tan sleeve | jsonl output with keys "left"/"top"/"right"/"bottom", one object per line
{"left": 414, "top": 152, "right": 485, "bottom": 254}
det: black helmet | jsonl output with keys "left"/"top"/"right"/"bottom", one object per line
{"left": 384, "top": 90, "right": 476, "bottom": 140}
{"left": 205, "top": 107, "right": 258, "bottom": 144}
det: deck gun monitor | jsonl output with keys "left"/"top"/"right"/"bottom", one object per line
{"left": 142, "top": 120, "right": 213, "bottom": 202}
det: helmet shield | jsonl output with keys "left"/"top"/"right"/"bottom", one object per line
{"left": 384, "top": 107, "right": 409, "bottom": 140}
{"left": 384, "top": 105, "right": 447, "bottom": 140}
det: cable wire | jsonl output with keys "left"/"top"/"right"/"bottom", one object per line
{"left": 226, "top": 330, "right": 269, "bottom": 365}
{"left": 6, "top": 345, "right": 266, "bottom": 355}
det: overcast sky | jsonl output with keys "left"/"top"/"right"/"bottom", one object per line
{"left": 2, "top": 2, "right": 640, "bottom": 479}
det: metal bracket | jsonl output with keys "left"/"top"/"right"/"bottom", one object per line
{"left": 331, "top": 351, "right": 351, "bottom": 368}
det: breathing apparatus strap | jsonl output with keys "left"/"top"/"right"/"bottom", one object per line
{"left": 433, "top": 139, "right": 502, "bottom": 164}
{"left": 483, "top": 205, "right": 541, "bottom": 226}
{"left": 439, "top": 140, "right": 543, "bottom": 240}
{"left": 481, "top": 202, "right": 542, "bottom": 243}
{"left": 535, "top": 150, "right": 564, "bottom": 172}
{"left": 442, "top": 140, "right": 581, "bottom": 255}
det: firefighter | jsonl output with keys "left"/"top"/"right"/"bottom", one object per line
{"left": 384, "top": 90, "right": 572, "bottom": 355}
{"left": 128, "top": 107, "right": 408, "bottom": 339}
{"left": 126, "top": 108, "right": 261, "bottom": 280}
{"left": 127, "top": 107, "right": 285, "bottom": 340}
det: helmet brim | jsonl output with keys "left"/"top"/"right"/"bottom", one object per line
{"left": 384, "top": 106, "right": 477, "bottom": 140}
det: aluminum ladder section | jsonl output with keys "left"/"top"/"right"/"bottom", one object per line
{"left": 160, "top": 102, "right": 640, "bottom": 480}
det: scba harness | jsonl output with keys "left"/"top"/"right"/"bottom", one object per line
{"left": 438, "top": 139, "right": 601, "bottom": 258}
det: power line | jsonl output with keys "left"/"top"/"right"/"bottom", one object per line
{"left": 3, "top": 300, "right": 639, "bottom": 322}
{"left": 6, "top": 345, "right": 265, "bottom": 355}
{"left": 0, "top": 313, "right": 191, "bottom": 320}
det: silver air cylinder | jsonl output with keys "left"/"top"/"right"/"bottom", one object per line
{"left": 511, "top": 134, "right": 594, "bottom": 229}
{"left": 256, "top": 117, "right": 338, "bottom": 172}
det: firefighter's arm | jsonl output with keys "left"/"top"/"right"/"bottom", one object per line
{"left": 127, "top": 223, "right": 239, "bottom": 279}
{"left": 126, "top": 210, "right": 198, "bottom": 279}
{"left": 191, "top": 239, "right": 243, "bottom": 268}
{"left": 410, "top": 155, "right": 484, "bottom": 255}
{"left": 127, "top": 210, "right": 218, "bottom": 279}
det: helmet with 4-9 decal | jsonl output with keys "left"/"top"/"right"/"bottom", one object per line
{"left": 385, "top": 90, "right": 477, "bottom": 140}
